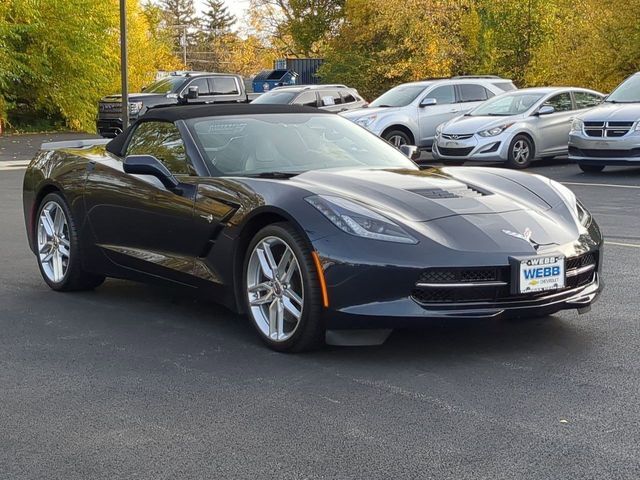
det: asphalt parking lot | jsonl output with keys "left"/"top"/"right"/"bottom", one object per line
{"left": 1, "top": 133, "right": 639, "bottom": 479}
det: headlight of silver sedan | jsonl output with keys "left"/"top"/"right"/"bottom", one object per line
{"left": 477, "top": 123, "right": 514, "bottom": 137}
{"left": 306, "top": 195, "right": 418, "bottom": 244}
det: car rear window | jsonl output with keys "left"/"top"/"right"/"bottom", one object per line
{"left": 493, "top": 81, "right": 518, "bottom": 92}
{"left": 211, "top": 77, "right": 239, "bottom": 95}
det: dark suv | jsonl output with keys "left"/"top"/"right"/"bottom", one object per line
{"left": 97, "top": 72, "right": 249, "bottom": 137}
{"left": 251, "top": 84, "right": 367, "bottom": 113}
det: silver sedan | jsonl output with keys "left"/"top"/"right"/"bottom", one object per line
{"left": 433, "top": 87, "right": 604, "bottom": 168}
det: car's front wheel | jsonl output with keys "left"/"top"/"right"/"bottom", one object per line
{"left": 507, "top": 135, "right": 534, "bottom": 169}
{"left": 35, "top": 193, "right": 105, "bottom": 291}
{"left": 383, "top": 129, "right": 411, "bottom": 147}
{"left": 578, "top": 163, "right": 605, "bottom": 173}
{"left": 243, "top": 223, "right": 325, "bottom": 352}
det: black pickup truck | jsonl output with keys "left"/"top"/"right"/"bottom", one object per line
{"left": 97, "top": 71, "right": 258, "bottom": 137}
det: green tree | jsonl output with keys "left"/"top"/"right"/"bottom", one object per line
{"left": 0, "top": 0, "right": 179, "bottom": 131}
{"left": 249, "top": 0, "right": 345, "bottom": 56}
{"left": 202, "top": 0, "right": 236, "bottom": 35}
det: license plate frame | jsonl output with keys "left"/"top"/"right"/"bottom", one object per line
{"left": 510, "top": 254, "right": 566, "bottom": 294}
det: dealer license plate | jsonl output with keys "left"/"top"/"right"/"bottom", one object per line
{"left": 518, "top": 255, "right": 565, "bottom": 294}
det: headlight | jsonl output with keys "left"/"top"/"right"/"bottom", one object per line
{"left": 128, "top": 101, "right": 143, "bottom": 115}
{"left": 635, "top": 120, "right": 640, "bottom": 131}
{"left": 477, "top": 123, "right": 514, "bottom": 137}
{"left": 354, "top": 114, "right": 377, "bottom": 129}
{"left": 435, "top": 124, "right": 443, "bottom": 137}
{"left": 306, "top": 195, "right": 417, "bottom": 244}
{"left": 570, "top": 118, "right": 584, "bottom": 133}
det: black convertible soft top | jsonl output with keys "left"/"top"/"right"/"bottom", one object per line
{"left": 106, "top": 103, "right": 332, "bottom": 156}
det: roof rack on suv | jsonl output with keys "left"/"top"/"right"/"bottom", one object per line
{"left": 271, "top": 84, "right": 349, "bottom": 91}
{"left": 452, "top": 75, "right": 503, "bottom": 79}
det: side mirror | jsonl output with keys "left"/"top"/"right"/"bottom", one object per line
{"left": 419, "top": 98, "right": 437, "bottom": 108}
{"left": 537, "top": 105, "right": 555, "bottom": 116}
{"left": 123, "top": 155, "right": 181, "bottom": 192}
{"left": 399, "top": 144, "right": 420, "bottom": 161}
{"left": 186, "top": 86, "right": 199, "bottom": 100}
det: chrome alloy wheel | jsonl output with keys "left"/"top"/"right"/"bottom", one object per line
{"left": 246, "top": 236, "right": 304, "bottom": 342}
{"left": 389, "top": 134, "right": 408, "bottom": 147}
{"left": 512, "top": 139, "right": 531, "bottom": 164}
{"left": 37, "top": 201, "right": 71, "bottom": 283}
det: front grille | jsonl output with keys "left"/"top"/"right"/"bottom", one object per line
{"left": 584, "top": 121, "right": 634, "bottom": 138}
{"left": 411, "top": 252, "right": 598, "bottom": 305}
{"left": 570, "top": 147, "right": 640, "bottom": 159}
{"left": 442, "top": 133, "right": 474, "bottom": 140}
{"left": 99, "top": 102, "right": 122, "bottom": 113}
{"left": 437, "top": 146, "right": 474, "bottom": 157}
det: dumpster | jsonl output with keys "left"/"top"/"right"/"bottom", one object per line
{"left": 274, "top": 58, "right": 324, "bottom": 85}
{"left": 252, "top": 69, "right": 298, "bottom": 93}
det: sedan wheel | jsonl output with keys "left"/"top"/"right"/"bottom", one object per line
{"left": 243, "top": 223, "right": 325, "bottom": 352}
{"left": 507, "top": 135, "right": 534, "bottom": 169}
{"left": 37, "top": 200, "right": 71, "bottom": 283}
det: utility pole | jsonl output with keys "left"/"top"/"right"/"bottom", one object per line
{"left": 119, "top": 0, "right": 129, "bottom": 131}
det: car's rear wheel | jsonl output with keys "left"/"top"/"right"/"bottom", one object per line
{"left": 578, "top": 163, "right": 605, "bottom": 173}
{"left": 36, "top": 193, "right": 105, "bottom": 291}
{"left": 507, "top": 135, "right": 534, "bottom": 169}
{"left": 243, "top": 223, "right": 325, "bottom": 352}
{"left": 383, "top": 129, "right": 411, "bottom": 147}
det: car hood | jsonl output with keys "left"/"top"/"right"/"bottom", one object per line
{"left": 442, "top": 114, "right": 525, "bottom": 135}
{"left": 290, "top": 167, "right": 555, "bottom": 223}
{"left": 100, "top": 93, "right": 166, "bottom": 102}
{"left": 578, "top": 102, "right": 640, "bottom": 122}
{"left": 340, "top": 106, "right": 402, "bottom": 120}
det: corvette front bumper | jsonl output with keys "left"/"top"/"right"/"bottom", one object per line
{"left": 322, "top": 273, "right": 601, "bottom": 329}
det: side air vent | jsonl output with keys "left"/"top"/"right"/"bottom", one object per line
{"left": 411, "top": 185, "right": 487, "bottom": 199}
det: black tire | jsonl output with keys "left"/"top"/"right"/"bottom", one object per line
{"left": 507, "top": 134, "right": 534, "bottom": 169}
{"left": 383, "top": 129, "right": 412, "bottom": 147}
{"left": 35, "top": 193, "right": 105, "bottom": 291}
{"left": 242, "top": 222, "right": 325, "bottom": 352}
{"left": 578, "top": 163, "right": 605, "bottom": 173}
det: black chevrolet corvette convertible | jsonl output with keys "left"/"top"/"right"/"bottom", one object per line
{"left": 23, "top": 104, "right": 603, "bottom": 351}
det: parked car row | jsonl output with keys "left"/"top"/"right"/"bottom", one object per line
{"left": 338, "top": 73, "right": 640, "bottom": 172}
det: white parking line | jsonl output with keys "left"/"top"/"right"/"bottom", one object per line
{"left": 563, "top": 181, "right": 640, "bottom": 190}
{"left": 606, "top": 241, "right": 640, "bottom": 248}
{"left": 0, "top": 160, "right": 31, "bottom": 171}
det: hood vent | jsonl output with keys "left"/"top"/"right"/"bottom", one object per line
{"left": 410, "top": 184, "right": 487, "bottom": 199}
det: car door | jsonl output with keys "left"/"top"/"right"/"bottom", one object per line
{"left": 455, "top": 83, "right": 493, "bottom": 114}
{"left": 209, "top": 76, "right": 242, "bottom": 103}
{"left": 185, "top": 77, "right": 215, "bottom": 103}
{"left": 84, "top": 121, "right": 204, "bottom": 282}
{"left": 417, "top": 84, "right": 458, "bottom": 146}
{"left": 535, "top": 92, "right": 575, "bottom": 154}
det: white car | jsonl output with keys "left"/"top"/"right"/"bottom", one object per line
{"left": 433, "top": 87, "right": 604, "bottom": 168}
{"left": 341, "top": 76, "right": 516, "bottom": 148}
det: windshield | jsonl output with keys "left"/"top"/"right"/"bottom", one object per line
{"left": 470, "top": 92, "right": 544, "bottom": 116}
{"left": 606, "top": 74, "right": 640, "bottom": 103}
{"left": 187, "top": 114, "right": 418, "bottom": 176}
{"left": 143, "top": 76, "right": 185, "bottom": 94}
{"left": 251, "top": 91, "right": 298, "bottom": 104}
{"left": 370, "top": 84, "right": 428, "bottom": 108}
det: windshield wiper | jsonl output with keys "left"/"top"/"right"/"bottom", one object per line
{"left": 247, "top": 171, "right": 300, "bottom": 179}
{"left": 605, "top": 99, "right": 640, "bottom": 104}
{"left": 373, "top": 104, "right": 393, "bottom": 108}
